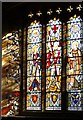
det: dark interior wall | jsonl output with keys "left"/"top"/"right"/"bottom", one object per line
{"left": 2, "top": 2, "right": 24, "bottom": 36}
{"left": 2, "top": 2, "right": 82, "bottom": 36}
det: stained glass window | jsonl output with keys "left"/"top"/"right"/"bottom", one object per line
{"left": 27, "top": 20, "right": 42, "bottom": 110}
{"left": 46, "top": 18, "right": 62, "bottom": 110}
{"left": 2, "top": 3, "right": 83, "bottom": 117}
{"left": 2, "top": 31, "right": 21, "bottom": 116}
{"left": 66, "top": 15, "right": 83, "bottom": 111}
{"left": 23, "top": 15, "right": 83, "bottom": 112}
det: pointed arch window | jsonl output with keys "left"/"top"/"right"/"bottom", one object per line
{"left": 21, "top": 7, "right": 83, "bottom": 114}
{"left": 46, "top": 18, "right": 62, "bottom": 110}
{"left": 27, "top": 20, "right": 42, "bottom": 110}
{"left": 66, "top": 15, "right": 83, "bottom": 111}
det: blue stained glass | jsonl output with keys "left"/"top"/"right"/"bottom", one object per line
{"left": 67, "top": 16, "right": 83, "bottom": 40}
{"left": 67, "top": 15, "right": 83, "bottom": 111}
{"left": 68, "top": 92, "right": 83, "bottom": 111}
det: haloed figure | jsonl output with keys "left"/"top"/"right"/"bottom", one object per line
{"left": 68, "top": 41, "right": 81, "bottom": 89}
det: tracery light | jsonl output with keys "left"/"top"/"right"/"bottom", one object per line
{"left": 67, "top": 6, "right": 73, "bottom": 12}
{"left": 36, "top": 11, "right": 42, "bottom": 16}
{"left": 47, "top": 9, "right": 53, "bottom": 15}
{"left": 76, "top": 4, "right": 82, "bottom": 11}
{"left": 28, "top": 12, "right": 34, "bottom": 18}
{"left": 56, "top": 8, "right": 62, "bottom": 14}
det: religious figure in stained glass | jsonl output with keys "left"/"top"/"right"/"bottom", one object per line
{"left": 67, "top": 15, "right": 83, "bottom": 111}
{"left": 27, "top": 20, "right": 42, "bottom": 110}
{"left": 46, "top": 18, "right": 62, "bottom": 110}
{"left": 26, "top": 15, "right": 83, "bottom": 111}
{"left": 27, "top": 44, "right": 42, "bottom": 76}
{"left": 67, "top": 41, "right": 82, "bottom": 89}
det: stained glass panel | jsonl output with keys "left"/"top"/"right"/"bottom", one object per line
{"left": 67, "top": 15, "right": 83, "bottom": 111}
{"left": 67, "top": 57, "right": 83, "bottom": 75}
{"left": 67, "top": 39, "right": 83, "bottom": 56}
{"left": 67, "top": 75, "right": 83, "bottom": 91}
{"left": 46, "top": 93, "right": 61, "bottom": 110}
{"left": 28, "top": 28, "right": 42, "bottom": 43}
{"left": 68, "top": 92, "right": 83, "bottom": 111}
{"left": 67, "top": 15, "right": 83, "bottom": 39}
{"left": 27, "top": 43, "right": 42, "bottom": 60}
{"left": 27, "top": 77, "right": 41, "bottom": 92}
{"left": 27, "top": 61, "right": 42, "bottom": 76}
{"left": 46, "top": 18, "right": 62, "bottom": 110}
{"left": 46, "top": 19, "right": 62, "bottom": 41}
{"left": 46, "top": 58, "right": 62, "bottom": 76}
{"left": 46, "top": 76, "right": 61, "bottom": 92}
{"left": 27, "top": 93, "right": 41, "bottom": 110}
{"left": 27, "top": 20, "right": 42, "bottom": 110}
